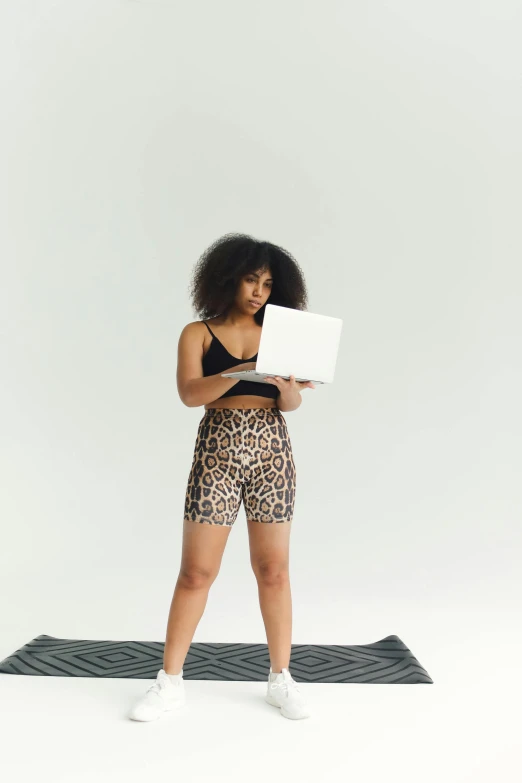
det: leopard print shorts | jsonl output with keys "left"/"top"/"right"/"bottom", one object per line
{"left": 183, "top": 407, "right": 296, "bottom": 526}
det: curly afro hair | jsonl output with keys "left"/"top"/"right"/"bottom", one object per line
{"left": 187, "top": 232, "right": 309, "bottom": 325}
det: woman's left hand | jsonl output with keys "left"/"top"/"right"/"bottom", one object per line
{"left": 265, "top": 374, "right": 315, "bottom": 405}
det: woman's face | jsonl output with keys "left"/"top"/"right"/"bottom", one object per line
{"left": 237, "top": 268, "right": 273, "bottom": 312}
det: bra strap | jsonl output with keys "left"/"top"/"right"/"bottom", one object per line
{"left": 203, "top": 321, "right": 215, "bottom": 336}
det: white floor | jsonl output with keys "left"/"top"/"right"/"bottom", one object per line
{"left": 0, "top": 563, "right": 519, "bottom": 783}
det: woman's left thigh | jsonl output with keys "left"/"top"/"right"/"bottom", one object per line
{"left": 242, "top": 410, "right": 296, "bottom": 525}
{"left": 241, "top": 407, "right": 295, "bottom": 571}
{"left": 247, "top": 517, "right": 292, "bottom": 575}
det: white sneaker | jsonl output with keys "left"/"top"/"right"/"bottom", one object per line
{"left": 265, "top": 667, "right": 311, "bottom": 720}
{"left": 128, "top": 668, "right": 186, "bottom": 721}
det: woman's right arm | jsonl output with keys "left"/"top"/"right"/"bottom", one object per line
{"left": 176, "top": 322, "right": 256, "bottom": 408}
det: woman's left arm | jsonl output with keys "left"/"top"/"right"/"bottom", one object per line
{"left": 265, "top": 375, "right": 315, "bottom": 412}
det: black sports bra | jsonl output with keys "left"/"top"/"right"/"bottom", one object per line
{"left": 201, "top": 321, "right": 279, "bottom": 401}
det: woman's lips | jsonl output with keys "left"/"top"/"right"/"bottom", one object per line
{"left": 249, "top": 300, "right": 261, "bottom": 307}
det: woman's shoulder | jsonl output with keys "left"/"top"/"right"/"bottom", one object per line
{"left": 184, "top": 318, "right": 218, "bottom": 329}
{"left": 180, "top": 320, "right": 209, "bottom": 339}
{"left": 200, "top": 316, "right": 224, "bottom": 331}
{"left": 180, "top": 318, "right": 222, "bottom": 342}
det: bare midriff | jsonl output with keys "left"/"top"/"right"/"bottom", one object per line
{"left": 204, "top": 395, "right": 278, "bottom": 411}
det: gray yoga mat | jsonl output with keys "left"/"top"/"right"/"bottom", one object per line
{"left": 0, "top": 634, "right": 432, "bottom": 683}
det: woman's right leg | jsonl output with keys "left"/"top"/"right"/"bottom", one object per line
{"left": 162, "top": 518, "right": 233, "bottom": 674}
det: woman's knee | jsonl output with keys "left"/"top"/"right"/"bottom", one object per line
{"left": 253, "top": 559, "right": 289, "bottom": 585}
{"left": 178, "top": 564, "right": 217, "bottom": 590}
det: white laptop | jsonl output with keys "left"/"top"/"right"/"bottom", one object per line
{"left": 221, "top": 303, "right": 343, "bottom": 385}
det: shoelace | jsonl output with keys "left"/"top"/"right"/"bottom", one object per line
{"left": 146, "top": 681, "right": 164, "bottom": 696}
{"left": 147, "top": 674, "right": 178, "bottom": 696}
{"left": 269, "top": 676, "right": 302, "bottom": 700}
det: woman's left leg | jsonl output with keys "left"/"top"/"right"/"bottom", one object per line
{"left": 247, "top": 517, "right": 293, "bottom": 672}
{"left": 243, "top": 407, "right": 296, "bottom": 673}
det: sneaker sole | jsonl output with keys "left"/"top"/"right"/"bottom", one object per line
{"left": 265, "top": 693, "right": 311, "bottom": 719}
{"left": 129, "top": 697, "right": 187, "bottom": 721}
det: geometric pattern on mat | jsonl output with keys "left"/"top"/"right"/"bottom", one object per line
{"left": 0, "top": 634, "right": 433, "bottom": 683}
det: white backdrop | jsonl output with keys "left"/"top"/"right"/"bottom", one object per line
{"left": 1, "top": 1, "right": 520, "bottom": 781}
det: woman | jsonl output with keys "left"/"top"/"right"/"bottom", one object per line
{"left": 129, "top": 233, "right": 314, "bottom": 722}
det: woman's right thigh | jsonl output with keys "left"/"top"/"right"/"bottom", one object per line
{"left": 179, "top": 519, "right": 232, "bottom": 585}
{"left": 180, "top": 410, "right": 242, "bottom": 583}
